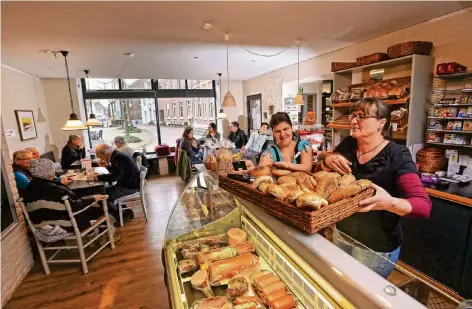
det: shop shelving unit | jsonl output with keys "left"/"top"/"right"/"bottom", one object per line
{"left": 329, "top": 54, "right": 434, "bottom": 149}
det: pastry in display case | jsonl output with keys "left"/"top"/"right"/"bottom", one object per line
{"left": 163, "top": 167, "right": 461, "bottom": 309}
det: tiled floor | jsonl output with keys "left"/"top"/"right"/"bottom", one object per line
{"left": 4, "top": 175, "right": 185, "bottom": 309}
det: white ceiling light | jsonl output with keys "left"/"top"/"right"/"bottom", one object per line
{"left": 222, "top": 33, "right": 236, "bottom": 107}
{"left": 293, "top": 41, "right": 304, "bottom": 105}
{"left": 60, "top": 51, "right": 87, "bottom": 131}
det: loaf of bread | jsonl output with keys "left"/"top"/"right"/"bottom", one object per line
{"left": 252, "top": 176, "right": 273, "bottom": 189}
{"left": 250, "top": 166, "right": 272, "bottom": 177}
{"left": 258, "top": 182, "right": 271, "bottom": 193}
{"left": 296, "top": 192, "right": 328, "bottom": 210}
{"left": 338, "top": 174, "right": 356, "bottom": 187}
{"left": 315, "top": 172, "right": 340, "bottom": 199}
{"left": 272, "top": 169, "right": 292, "bottom": 177}
{"left": 277, "top": 176, "right": 297, "bottom": 185}
{"left": 269, "top": 295, "right": 296, "bottom": 309}
{"left": 190, "top": 297, "right": 232, "bottom": 309}
{"left": 356, "top": 179, "right": 372, "bottom": 190}
{"left": 328, "top": 184, "right": 362, "bottom": 204}
{"left": 313, "top": 171, "right": 328, "bottom": 182}
{"left": 266, "top": 184, "right": 289, "bottom": 200}
{"left": 208, "top": 253, "right": 260, "bottom": 285}
{"left": 234, "top": 296, "right": 259, "bottom": 305}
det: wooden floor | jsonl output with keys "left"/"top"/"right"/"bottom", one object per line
{"left": 5, "top": 175, "right": 185, "bottom": 309}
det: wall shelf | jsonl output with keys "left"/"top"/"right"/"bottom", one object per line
{"left": 427, "top": 129, "right": 472, "bottom": 134}
{"left": 436, "top": 71, "right": 472, "bottom": 80}
{"left": 334, "top": 55, "right": 414, "bottom": 74}
{"left": 428, "top": 117, "right": 472, "bottom": 120}
{"left": 433, "top": 104, "right": 472, "bottom": 107}
{"left": 426, "top": 142, "right": 472, "bottom": 148}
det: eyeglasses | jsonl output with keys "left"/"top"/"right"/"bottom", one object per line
{"left": 18, "top": 157, "right": 32, "bottom": 161}
{"left": 348, "top": 113, "right": 377, "bottom": 122}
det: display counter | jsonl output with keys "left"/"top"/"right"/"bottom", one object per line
{"left": 163, "top": 167, "right": 462, "bottom": 309}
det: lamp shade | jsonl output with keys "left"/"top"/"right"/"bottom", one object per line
{"left": 222, "top": 90, "right": 237, "bottom": 107}
{"left": 84, "top": 114, "right": 101, "bottom": 126}
{"left": 62, "top": 113, "right": 87, "bottom": 131}
{"left": 294, "top": 93, "right": 305, "bottom": 105}
{"left": 217, "top": 109, "right": 228, "bottom": 119}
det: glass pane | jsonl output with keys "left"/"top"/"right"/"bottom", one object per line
{"left": 158, "top": 97, "right": 215, "bottom": 146}
{"left": 187, "top": 79, "right": 213, "bottom": 89}
{"left": 121, "top": 79, "right": 152, "bottom": 90}
{"left": 158, "top": 79, "right": 185, "bottom": 90}
{"left": 85, "top": 98, "right": 158, "bottom": 152}
{"left": 85, "top": 78, "right": 119, "bottom": 90}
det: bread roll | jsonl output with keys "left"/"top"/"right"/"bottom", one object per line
{"left": 234, "top": 303, "right": 257, "bottom": 309}
{"left": 250, "top": 166, "right": 272, "bottom": 177}
{"left": 296, "top": 175, "right": 316, "bottom": 191}
{"left": 272, "top": 169, "right": 292, "bottom": 177}
{"left": 261, "top": 282, "right": 286, "bottom": 296}
{"left": 328, "top": 184, "right": 362, "bottom": 204}
{"left": 288, "top": 171, "right": 310, "bottom": 178}
{"left": 284, "top": 187, "right": 304, "bottom": 203}
{"left": 266, "top": 184, "right": 289, "bottom": 200}
{"left": 356, "top": 179, "right": 372, "bottom": 190}
{"left": 338, "top": 174, "right": 356, "bottom": 187}
{"left": 251, "top": 272, "right": 274, "bottom": 284}
{"left": 296, "top": 192, "right": 328, "bottom": 210}
{"left": 313, "top": 171, "right": 328, "bottom": 182}
{"left": 315, "top": 172, "right": 339, "bottom": 199}
{"left": 277, "top": 176, "right": 297, "bottom": 185}
{"left": 252, "top": 176, "right": 274, "bottom": 189}
{"left": 265, "top": 289, "right": 288, "bottom": 304}
{"left": 257, "top": 276, "right": 281, "bottom": 290}
{"left": 228, "top": 277, "right": 249, "bottom": 299}
{"left": 270, "top": 295, "right": 296, "bottom": 309}
{"left": 234, "top": 296, "right": 259, "bottom": 305}
{"left": 208, "top": 253, "right": 259, "bottom": 285}
{"left": 258, "top": 182, "right": 271, "bottom": 193}
{"left": 228, "top": 228, "right": 247, "bottom": 246}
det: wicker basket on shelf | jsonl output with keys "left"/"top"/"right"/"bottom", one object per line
{"left": 331, "top": 62, "right": 356, "bottom": 72}
{"left": 219, "top": 176, "right": 375, "bottom": 234}
{"left": 356, "top": 53, "right": 390, "bottom": 67}
{"left": 387, "top": 41, "right": 433, "bottom": 59}
{"left": 416, "top": 148, "right": 446, "bottom": 173}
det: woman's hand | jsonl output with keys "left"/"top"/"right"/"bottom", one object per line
{"left": 273, "top": 161, "right": 290, "bottom": 169}
{"left": 358, "top": 184, "right": 413, "bottom": 216}
{"left": 93, "top": 195, "right": 108, "bottom": 201}
{"left": 60, "top": 177, "right": 71, "bottom": 185}
{"left": 324, "top": 154, "right": 352, "bottom": 175}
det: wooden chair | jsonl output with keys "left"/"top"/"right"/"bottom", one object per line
{"left": 18, "top": 197, "right": 115, "bottom": 275}
{"left": 116, "top": 166, "right": 148, "bottom": 227}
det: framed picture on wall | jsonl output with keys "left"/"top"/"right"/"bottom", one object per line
{"left": 15, "top": 110, "right": 37, "bottom": 141}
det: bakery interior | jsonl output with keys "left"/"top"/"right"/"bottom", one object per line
{"left": 1, "top": 2, "right": 472, "bottom": 309}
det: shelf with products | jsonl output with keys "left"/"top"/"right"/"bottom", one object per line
{"left": 331, "top": 54, "right": 433, "bottom": 148}
{"left": 427, "top": 129, "right": 472, "bottom": 134}
{"left": 426, "top": 142, "right": 472, "bottom": 149}
{"left": 428, "top": 116, "right": 472, "bottom": 120}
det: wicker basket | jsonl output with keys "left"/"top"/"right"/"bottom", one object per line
{"left": 331, "top": 62, "right": 356, "bottom": 72}
{"left": 356, "top": 53, "right": 390, "bottom": 67}
{"left": 219, "top": 176, "right": 375, "bottom": 234}
{"left": 416, "top": 148, "right": 446, "bottom": 173}
{"left": 387, "top": 41, "right": 433, "bottom": 59}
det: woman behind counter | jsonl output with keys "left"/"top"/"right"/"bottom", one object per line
{"left": 259, "top": 112, "right": 313, "bottom": 173}
{"left": 323, "top": 98, "right": 432, "bottom": 278}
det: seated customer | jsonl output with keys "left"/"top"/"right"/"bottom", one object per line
{"left": 94, "top": 144, "right": 140, "bottom": 220}
{"left": 180, "top": 128, "right": 203, "bottom": 164}
{"left": 242, "top": 122, "right": 269, "bottom": 163}
{"left": 13, "top": 150, "right": 33, "bottom": 196}
{"left": 61, "top": 135, "right": 86, "bottom": 169}
{"left": 22, "top": 159, "right": 107, "bottom": 232}
{"left": 114, "top": 136, "right": 134, "bottom": 158}
{"left": 206, "top": 123, "right": 221, "bottom": 144}
{"left": 25, "top": 147, "right": 40, "bottom": 159}
{"left": 228, "top": 121, "right": 247, "bottom": 151}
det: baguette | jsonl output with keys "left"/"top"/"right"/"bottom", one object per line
{"left": 208, "top": 253, "right": 260, "bottom": 286}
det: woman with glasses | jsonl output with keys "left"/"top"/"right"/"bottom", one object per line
{"left": 206, "top": 123, "right": 221, "bottom": 144}
{"left": 13, "top": 150, "right": 34, "bottom": 196}
{"left": 322, "top": 98, "right": 431, "bottom": 278}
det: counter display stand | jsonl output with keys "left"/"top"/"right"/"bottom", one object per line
{"left": 163, "top": 167, "right": 462, "bottom": 309}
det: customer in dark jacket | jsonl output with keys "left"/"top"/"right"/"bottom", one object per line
{"left": 228, "top": 121, "right": 247, "bottom": 150}
{"left": 180, "top": 127, "right": 203, "bottom": 164}
{"left": 61, "top": 135, "right": 86, "bottom": 169}
{"left": 23, "top": 159, "right": 106, "bottom": 232}
{"left": 94, "top": 144, "right": 140, "bottom": 219}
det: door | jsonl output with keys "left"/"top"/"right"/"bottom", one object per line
{"left": 247, "top": 94, "right": 262, "bottom": 134}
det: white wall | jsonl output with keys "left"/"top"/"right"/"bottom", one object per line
{"left": 0, "top": 65, "right": 55, "bottom": 158}
{"left": 220, "top": 80, "right": 244, "bottom": 137}
{"left": 41, "top": 78, "right": 85, "bottom": 158}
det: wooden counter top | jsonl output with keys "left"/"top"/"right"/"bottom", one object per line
{"left": 423, "top": 182, "right": 472, "bottom": 208}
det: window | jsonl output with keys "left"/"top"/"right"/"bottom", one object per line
{"left": 179, "top": 100, "right": 183, "bottom": 118}
{"left": 172, "top": 101, "right": 177, "bottom": 118}
{"left": 188, "top": 79, "right": 213, "bottom": 89}
{"left": 85, "top": 78, "right": 119, "bottom": 90}
{"left": 187, "top": 100, "right": 192, "bottom": 118}
{"left": 198, "top": 99, "right": 203, "bottom": 118}
{"left": 210, "top": 100, "right": 214, "bottom": 118}
{"left": 166, "top": 103, "right": 170, "bottom": 118}
{"left": 121, "top": 79, "right": 152, "bottom": 90}
{"left": 158, "top": 79, "right": 185, "bottom": 89}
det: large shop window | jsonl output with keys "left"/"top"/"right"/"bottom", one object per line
{"left": 83, "top": 78, "right": 216, "bottom": 149}
{"left": 85, "top": 98, "right": 157, "bottom": 151}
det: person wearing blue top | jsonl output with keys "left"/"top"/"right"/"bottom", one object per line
{"left": 13, "top": 150, "right": 34, "bottom": 196}
{"left": 259, "top": 112, "right": 313, "bottom": 173}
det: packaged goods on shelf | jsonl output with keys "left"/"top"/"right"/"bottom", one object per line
{"left": 428, "top": 120, "right": 442, "bottom": 130}
{"left": 427, "top": 133, "right": 442, "bottom": 143}
{"left": 463, "top": 121, "right": 472, "bottom": 131}
{"left": 453, "top": 121, "right": 463, "bottom": 131}
{"left": 458, "top": 108, "right": 468, "bottom": 118}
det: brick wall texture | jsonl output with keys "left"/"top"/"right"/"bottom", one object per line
{"left": 1, "top": 122, "right": 34, "bottom": 308}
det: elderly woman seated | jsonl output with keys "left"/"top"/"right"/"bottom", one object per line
{"left": 23, "top": 158, "right": 107, "bottom": 232}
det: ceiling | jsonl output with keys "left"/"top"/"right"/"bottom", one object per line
{"left": 1, "top": 1, "right": 469, "bottom": 81}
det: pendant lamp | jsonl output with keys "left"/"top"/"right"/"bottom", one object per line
{"left": 217, "top": 72, "right": 228, "bottom": 119}
{"left": 83, "top": 70, "right": 102, "bottom": 127}
{"left": 293, "top": 42, "right": 305, "bottom": 105}
{"left": 61, "top": 51, "right": 87, "bottom": 131}
{"left": 222, "top": 34, "right": 236, "bottom": 107}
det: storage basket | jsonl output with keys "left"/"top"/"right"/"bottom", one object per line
{"left": 331, "top": 62, "right": 356, "bottom": 72}
{"left": 356, "top": 53, "right": 389, "bottom": 67}
{"left": 219, "top": 176, "right": 375, "bottom": 234}
{"left": 387, "top": 41, "right": 433, "bottom": 59}
{"left": 416, "top": 148, "right": 446, "bottom": 173}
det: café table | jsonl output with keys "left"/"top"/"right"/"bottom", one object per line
{"left": 66, "top": 167, "right": 108, "bottom": 198}
{"left": 69, "top": 158, "right": 99, "bottom": 170}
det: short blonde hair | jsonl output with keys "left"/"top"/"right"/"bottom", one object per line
{"left": 13, "top": 150, "right": 32, "bottom": 161}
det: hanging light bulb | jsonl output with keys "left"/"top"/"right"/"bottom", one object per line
{"left": 222, "top": 34, "right": 236, "bottom": 107}
{"left": 217, "top": 109, "right": 228, "bottom": 119}
{"left": 61, "top": 51, "right": 87, "bottom": 131}
{"left": 294, "top": 41, "right": 305, "bottom": 105}
{"left": 83, "top": 70, "right": 102, "bottom": 127}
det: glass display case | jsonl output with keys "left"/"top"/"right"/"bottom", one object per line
{"left": 163, "top": 167, "right": 461, "bottom": 309}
